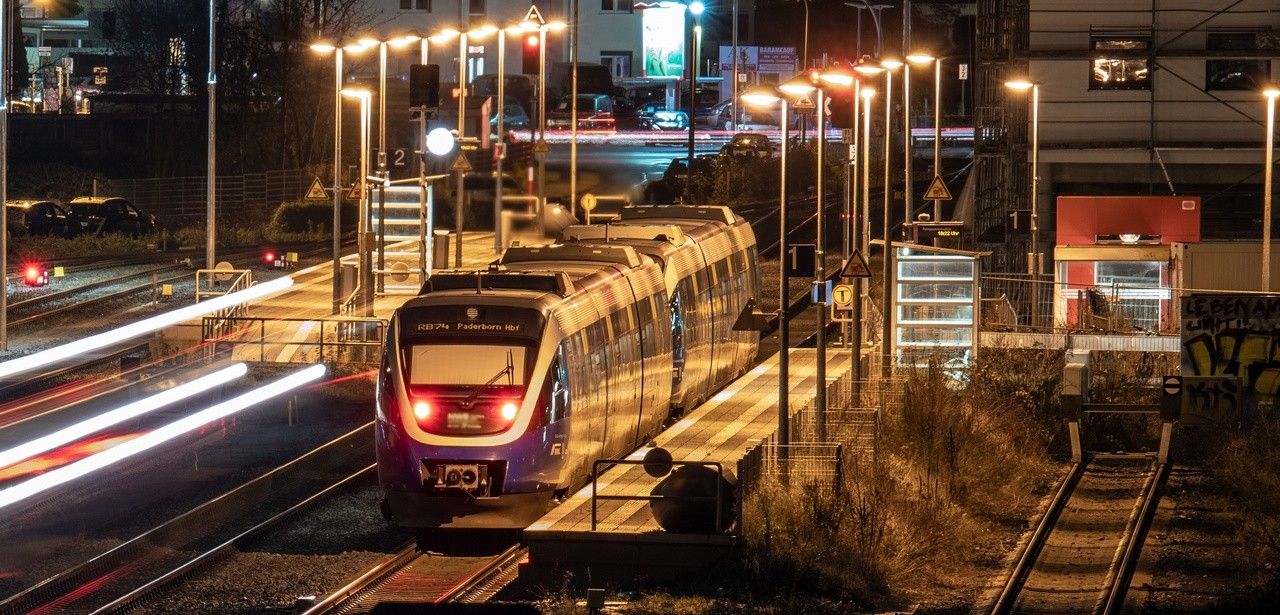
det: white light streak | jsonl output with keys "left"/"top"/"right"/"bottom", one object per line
{"left": 0, "top": 276, "right": 293, "bottom": 380}
{"left": 0, "top": 364, "right": 326, "bottom": 511}
{"left": 0, "top": 363, "right": 249, "bottom": 470}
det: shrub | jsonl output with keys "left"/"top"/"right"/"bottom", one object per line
{"left": 268, "top": 200, "right": 357, "bottom": 234}
{"left": 10, "top": 233, "right": 152, "bottom": 261}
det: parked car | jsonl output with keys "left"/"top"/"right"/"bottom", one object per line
{"left": 490, "top": 101, "right": 531, "bottom": 133}
{"left": 642, "top": 156, "right": 717, "bottom": 204}
{"left": 67, "top": 196, "right": 157, "bottom": 237}
{"left": 547, "top": 94, "right": 616, "bottom": 130}
{"left": 6, "top": 199, "right": 79, "bottom": 238}
{"left": 720, "top": 132, "right": 775, "bottom": 158}
{"left": 642, "top": 110, "right": 689, "bottom": 131}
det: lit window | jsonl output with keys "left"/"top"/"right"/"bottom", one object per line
{"left": 1206, "top": 28, "right": 1271, "bottom": 91}
{"left": 1089, "top": 29, "right": 1151, "bottom": 91}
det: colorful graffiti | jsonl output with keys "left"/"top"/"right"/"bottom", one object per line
{"left": 1181, "top": 295, "right": 1280, "bottom": 412}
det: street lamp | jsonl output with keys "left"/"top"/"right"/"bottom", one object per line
{"left": 740, "top": 85, "right": 792, "bottom": 447}
{"left": 908, "top": 53, "right": 942, "bottom": 221}
{"left": 1005, "top": 79, "right": 1041, "bottom": 326}
{"left": 685, "top": 1, "right": 706, "bottom": 201}
{"left": 879, "top": 57, "right": 901, "bottom": 375}
{"left": 341, "top": 88, "right": 373, "bottom": 316}
{"left": 0, "top": 0, "right": 7, "bottom": 351}
{"left": 311, "top": 41, "right": 368, "bottom": 314}
{"left": 1264, "top": 86, "right": 1279, "bottom": 291}
{"left": 819, "top": 65, "right": 859, "bottom": 385}
{"left": 520, "top": 19, "right": 566, "bottom": 224}
{"left": 860, "top": 86, "right": 875, "bottom": 327}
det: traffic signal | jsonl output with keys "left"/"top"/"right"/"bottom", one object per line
{"left": 827, "top": 84, "right": 857, "bottom": 130}
{"left": 409, "top": 64, "right": 440, "bottom": 108}
{"left": 23, "top": 263, "right": 48, "bottom": 287}
{"left": 522, "top": 33, "right": 539, "bottom": 75}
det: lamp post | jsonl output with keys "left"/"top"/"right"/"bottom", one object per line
{"left": 685, "top": 0, "right": 705, "bottom": 201}
{"left": 879, "top": 58, "right": 901, "bottom": 375}
{"left": 1006, "top": 79, "right": 1041, "bottom": 326}
{"left": 1264, "top": 86, "right": 1279, "bottom": 291}
{"left": 311, "top": 42, "right": 365, "bottom": 314}
{"left": 908, "top": 53, "right": 942, "bottom": 220}
{"left": 1, "top": 0, "right": 7, "bottom": 351}
{"left": 206, "top": 0, "right": 217, "bottom": 271}
{"left": 341, "top": 88, "right": 372, "bottom": 316}
{"left": 741, "top": 86, "right": 791, "bottom": 446}
{"left": 361, "top": 34, "right": 419, "bottom": 293}
{"left": 520, "top": 19, "right": 565, "bottom": 224}
{"left": 860, "top": 85, "right": 875, "bottom": 352}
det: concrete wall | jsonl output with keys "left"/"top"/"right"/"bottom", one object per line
{"left": 1028, "top": 0, "right": 1279, "bottom": 149}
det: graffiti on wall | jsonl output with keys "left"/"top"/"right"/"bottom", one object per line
{"left": 1182, "top": 294, "right": 1280, "bottom": 413}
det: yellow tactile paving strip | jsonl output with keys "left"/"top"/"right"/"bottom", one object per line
{"left": 526, "top": 348, "right": 852, "bottom": 535}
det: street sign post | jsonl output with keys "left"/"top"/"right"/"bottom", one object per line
{"left": 831, "top": 283, "right": 854, "bottom": 307}
{"left": 305, "top": 178, "right": 328, "bottom": 200}
{"left": 924, "top": 175, "right": 953, "bottom": 201}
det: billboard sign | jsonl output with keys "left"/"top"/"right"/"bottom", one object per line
{"left": 643, "top": 2, "right": 686, "bottom": 79}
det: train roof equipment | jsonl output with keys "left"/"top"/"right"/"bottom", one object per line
{"left": 617, "top": 205, "right": 737, "bottom": 225}
{"left": 559, "top": 224, "right": 686, "bottom": 246}
{"left": 420, "top": 270, "right": 576, "bottom": 297}
{"left": 498, "top": 244, "right": 644, "bottom": 268}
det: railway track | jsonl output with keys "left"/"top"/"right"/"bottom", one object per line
{"left": 301, "top": 544, "right": 526, "bottom": 614}
{"left": 991, "top": 457, "right": 1169, "bottom": 615}
{"left": 0, "top": 424, "right": 376, "bottom": 615}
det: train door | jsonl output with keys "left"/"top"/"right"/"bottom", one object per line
{"left": 584, "top": 320, "right": 610, "bottom": 464}
{"left": 557, "top": 336, "right": 589, "bottom": 488}
{"left": 606, "top": 309, "right": 640, "bottom": 458}
{"left": 694, "top": 266, "right": 716, "bottom": 402}
{"left": 710, "top": 257, "right": 734, "bottom": 385}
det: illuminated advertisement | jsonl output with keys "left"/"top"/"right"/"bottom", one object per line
{"left": 643, "top": 3, "right": 686, "bottom": 79}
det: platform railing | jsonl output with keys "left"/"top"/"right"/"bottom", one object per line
{"left": 589, "top": 458, "right": 726, "bottom": 533}
{"left": 199, "top": 315, "right": 384, "bottom": 365}
{"left": 195, "top": 268, "right": 254, "bottom": 339}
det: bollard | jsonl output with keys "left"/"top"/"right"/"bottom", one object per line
{"left": 432, "top": 230, "right": 450, "bottom": 270}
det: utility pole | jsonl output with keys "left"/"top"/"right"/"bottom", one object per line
{"left": 206, "top": 0, "right": 218, "bottom": 270}
{"left": 570, "top": 0, "right": 579, "bottom": 216}
{"left": 1, "top": 0, "right": 9, "bottom": 350}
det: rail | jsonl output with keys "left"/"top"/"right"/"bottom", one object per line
{"left": 200, "top": 316, "right": 385, "bottom": 365}
{"left": 989, "top": 462, "right": 1085, "bottom": 615}
{"left": 1101, "top": 462, "right": 1169, "bottom": 615}
{"left": 589, "top": 458, "right": 726, "bottom": 532}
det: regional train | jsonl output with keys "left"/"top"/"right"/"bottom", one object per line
{"left": 376, "top": 205, "right": 759, "bottom": 529}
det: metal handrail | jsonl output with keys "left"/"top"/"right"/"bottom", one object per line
{"left": 590, "top": 458, "right": 725, "bottom": 533}
{"left": 195, "top": 268, "right": 254, "bottom": 339}
{"left": 200, "top": 315, "right": 385, "bottom": 364}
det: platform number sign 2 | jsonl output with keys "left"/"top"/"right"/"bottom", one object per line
{"left": 392, "top": 148, "right": 408, "bottom": 167}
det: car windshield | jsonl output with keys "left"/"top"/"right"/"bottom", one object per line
{"left": 555, "top": 96, "right": 600, "bottom": 112}
{"left": 409, "top": 343, "right": 528, "bottom": 386}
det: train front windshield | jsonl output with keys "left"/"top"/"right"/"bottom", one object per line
{"left": 398, "top": 305, "right": 544, "bottom": 436}
{"left": 409, "top": 344, "right": 528, "bottom": 387}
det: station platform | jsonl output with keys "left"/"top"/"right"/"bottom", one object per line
{"left": 521, "top": 348, "right": 853, "bottom": 584}
{"left": 158, "top": 232, "right": 498, "bottom": 363}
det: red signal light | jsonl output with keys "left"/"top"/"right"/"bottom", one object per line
{"left": 526, "top": 34, "right": 538, "bottom": 47}
{"left": 23, "top": 264, "right": 48, "bottom": 287}
{"left": 264, "top": 251, "right": 276, "bottom": 264}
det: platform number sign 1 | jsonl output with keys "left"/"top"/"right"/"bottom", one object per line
{"left": 787, "top": 244, "right": 816, "bottom": 278}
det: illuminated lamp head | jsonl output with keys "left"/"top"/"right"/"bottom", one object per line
{"left": 413, "top": 400, "right": 432, "bottom": 421}
{"left": 500, "top": 401, "right": 518, "bottom": 421}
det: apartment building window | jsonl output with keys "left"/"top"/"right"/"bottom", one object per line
{"left": 1090, "top": 29, "right": 1151, "bottom": 90}
{"left": 602, "top": 51, "right": 633, "bottom": 78}
{"left": 601, "top": 0, "right": 632, "bottom": 12}
{"left": 469, "top": 0, "right": 485, "bottom": 15}
{"left": 399, "top": 0, "right": 431, "bottom": 10}
{"left": 1206, "top": 28, "right": 1271, "bottom": 91}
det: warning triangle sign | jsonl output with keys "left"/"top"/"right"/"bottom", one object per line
{"left": 450, "top": 152, "right": 473, "bottom": 173}
{"left": 792, "top": 94, "right": 816, "bottom": 110}
{"left": 838, "top": 250, "right": 872, "bottom": 279}
{"left": 347, "top": 182, "right": 363, "bottom": 200}
{"left": 522, "top": 4, "right": 546, "bottom": 26}
{"left": 305, "top": 178, "right": 328, "bottom": 200}
{"left": 924, "top": 175, "right": 953, "bottom": 201}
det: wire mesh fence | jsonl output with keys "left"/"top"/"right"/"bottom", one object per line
{"left": 117, "top": 168, "right": 314, "bottom": 226}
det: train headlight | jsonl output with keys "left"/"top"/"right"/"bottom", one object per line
{"left": 413, "top": 400, "right": 432, "bottom": 421}
{"left": 500, "top": 401, "right": 518, "bottom": 422}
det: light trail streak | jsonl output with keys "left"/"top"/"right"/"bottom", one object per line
{"left": 0, "top": 364, "right": 326, "bottom": 511}
{"left": 0, "top": 363, "right": 248, "bottom": 469}
{"left": 0, "top": 276, "right": 293, "bottom": 380}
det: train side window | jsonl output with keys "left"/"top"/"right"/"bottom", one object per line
{"left": 547, "top": 349, "right": 570, "bottom": 422}
{"left": 730, "top": 251, "right": 745, "bottom": 275}
{"left": 714, "top": 259, "right": 730, "bottom": 285}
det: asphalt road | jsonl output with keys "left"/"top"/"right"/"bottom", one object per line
{"left": 540, "top": 142, "right": 723, "bottom": 206}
